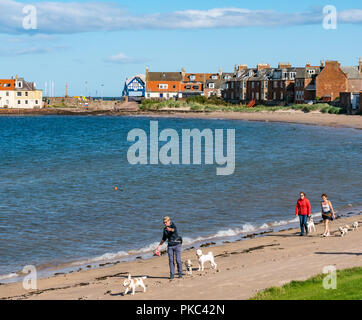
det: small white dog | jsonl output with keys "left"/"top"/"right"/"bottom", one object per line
{"left": 185, "top": 259, "right": 193, "bottom": 275}
{"left": 308, "top": 216, "right": 316, "bottom": 233}
{"left": 123, "top": 274, "right": 147, "bottom": 295}
{"left": 196, "top": 249, "right": 217, "bottom": 271}
{"left": 352, "top": 222, "right": 358, "bottom": 230}
{"left": 339, "top": 226, "right": 348, "bottom": 237}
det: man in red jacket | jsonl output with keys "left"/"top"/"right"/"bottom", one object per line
{"left": 296, "top": 192, "right": 311, "bottom": 236}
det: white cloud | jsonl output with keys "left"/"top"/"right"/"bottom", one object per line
{"left": 0, "top": 1, "right": 362, "bottom": 35}
{"left": 104, "top": 53, "right": 149, "bottom": 64}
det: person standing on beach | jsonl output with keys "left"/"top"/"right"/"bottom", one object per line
{"left": 156, "top": 216, "right": 183, "bottom": 279}
{"left": 321, "top": 194, "right": 335, "bottom": 237}
{"left": 296, "top": 192, "right": 311, "bottom": 236}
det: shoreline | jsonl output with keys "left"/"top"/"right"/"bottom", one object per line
{"left": 1, "top": 109, "right": 362, "bottom": 130}
{"left": 1, "top": 212, "right": 361, "bottom": 300}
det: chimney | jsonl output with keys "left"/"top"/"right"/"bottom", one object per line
{"left": 238, "top": 64, "right": 248, "bottom": 71}
{"left": 359, "top": 58, "right": 362, "bottom": 74}
{"left": 145, "top": 66, "right": 149, "bottom": 81}
{"left": 278, "top": 62, "right": 291, "bottom": 69}
{"left": 306, "top": 62, "right": 311, "bottom": 68}
{"left": 257, "top": 63, "right": 270, "bottom": 71}
{"left": 181, "top": 67, "right": 186, "bottom": 80}
{"left": 320, "top": 60, "right": 325, "bottom": 67}
{"left": 234, "top": 65, "right": 237, "bottom": 73}
{"left": 218, "top": 67, "right": 222, "bottom": 76}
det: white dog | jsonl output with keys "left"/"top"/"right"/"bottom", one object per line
{"left": 308, "top": 216, "right": 316, "bottom": 233}
{"left": 123, "top": 274, "right": 147, "bottom": 295}
{"left": 352, "top": 221, "right": 359, "bottom": 230}
{"left": 196, "top": 249, "right": 217, "bottom": 271}
{"left": 339, "top": 226, "right": 348, "bottom": 237}
{"left": 185, "top": 259, "right": 193, "bottom": 275}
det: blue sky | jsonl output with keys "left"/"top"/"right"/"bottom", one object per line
{"left": 0, "top": 0, "right": 361, "bottom": 96}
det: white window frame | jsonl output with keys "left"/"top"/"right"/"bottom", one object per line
{"left": 158, "top": 84, "right": 168, "bottom": 90}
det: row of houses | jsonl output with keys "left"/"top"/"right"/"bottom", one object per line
{"left": 223, "top": 60, "right": 362, "bottom": 107}
{"left": 0, "top": 77, "right": 43, "bottom": 108}
{"left": 123, "top": 59, "right": 362, "bottom": 113}
{"left": 123, "top": 67, "right": 234, "bottom": 101}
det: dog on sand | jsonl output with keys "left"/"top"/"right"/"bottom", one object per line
{"left": 185, "top": 259, "right": 193, "bottom": 275}
{"left": 123, "top": 274, "right": 147, "bottom": 295}
{"left": 196, "top": 249, "right": 217, "bottom": 271}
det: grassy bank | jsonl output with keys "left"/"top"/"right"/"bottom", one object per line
{"left": 139, "top": 97, "right": 345, "bottom": 114}
{"left": 250, "top": 267, "right": 362, "bottom": 300}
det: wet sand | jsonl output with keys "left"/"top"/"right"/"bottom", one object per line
{"left": 1, "top": 108, "right": 362, "bottom": 130}
{"left": 1, "top": 214, "right": 361, "bottom": 300}
{"left": 136, "top": 110, "right": 362, "bottom": 130}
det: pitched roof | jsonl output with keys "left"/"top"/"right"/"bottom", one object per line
{"left": 147, "top": 72, "right": 182, "bottom": 81}
{"left": 341, "top": 66, "right": 361, "bottom": 79}
{"left": 125, "top": 74, "right": 145, "bottom": 85}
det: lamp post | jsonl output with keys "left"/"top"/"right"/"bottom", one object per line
{"left": 101, "top": 84, "right": 104, "bottom": 100}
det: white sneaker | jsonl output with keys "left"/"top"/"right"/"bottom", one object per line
{"left": 325, "top": 232, "right": 330, "bottom": 237}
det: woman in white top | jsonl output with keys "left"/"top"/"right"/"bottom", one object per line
{"left": 321, "top": 193, "right": 335, "bottom": 237}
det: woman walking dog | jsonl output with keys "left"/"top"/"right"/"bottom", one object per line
{"left": 156, "top": 216, "right": 183, "bottom": 279}
{"left": 321, "top": 194, "right": 335, "bottom": 237}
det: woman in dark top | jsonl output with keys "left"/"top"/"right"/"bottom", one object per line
{"left": 156, "top": 216, "right": 183, "bottom": 279}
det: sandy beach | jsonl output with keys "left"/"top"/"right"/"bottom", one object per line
{"left": 1, "top": 107, "right": 362, "bottom": 130}
{"left": 137, "top": 110, "right": 362, "bottom": 130}
{"left": 1, "top": 214, "right": 360, "bottom": 300}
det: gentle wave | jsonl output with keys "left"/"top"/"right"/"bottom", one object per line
{"left": 0, "top": 273, "right": 19, "bottom": 281}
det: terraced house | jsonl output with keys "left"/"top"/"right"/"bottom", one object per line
{"left": 144, "top": 67, "right": 233, "bottom": 99}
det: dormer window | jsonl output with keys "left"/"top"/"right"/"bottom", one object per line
{"left": 190, "top": 75, "right": 196, "bottom": 81}
{"left": 211, "top": 75, "right": 218, "bottom": 80}
{"left": 209, "top": 83, "right": 215, "bottom": 89}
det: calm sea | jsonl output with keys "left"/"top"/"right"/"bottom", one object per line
{"left": 0, "top": 116, "right": 361, "bottom": 281}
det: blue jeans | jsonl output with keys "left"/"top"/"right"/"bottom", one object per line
{"left": 299, "top": 215, "right": 309, "bottom": 235}
{"left": 167, "top": 244, "right": 182, "bottom": 276}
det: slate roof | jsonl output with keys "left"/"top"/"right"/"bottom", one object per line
{"left": 341, "top": 66, "right": 362, "bottom": 79}
{"left": 147, "top": 72, "right": 183, "bottom": 81}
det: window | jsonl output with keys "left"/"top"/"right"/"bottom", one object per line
{"left": 35, "top": 100, "right": 38, "bottom": 104}
{"left": 308, "top": 69, "right": 315, "bottom": 75}
{"left": 147, "top": 93, "right": 150, "bottom": 98}
{"left": 281, "top": 93, "right": 284, "bottom": 100}
{"left": 209, "top": 83, "right": 215, "bottom": 89}
{"left": 273, "top": 81, "right": 277, "bottom": 88}
{"left": 211, "top": 75, "right": 218, "bottom": 80}
{"left": 17, "top": 92, "right": 22, "bottom": 96}
{"left": 190, "top": 75, "right": 196, "bottom": 81}
{"left": 231, "top": 82, "right": 234, "bottom": 89}
{"left": 158, "top": 84, "right": 168, "bottom": 90}
{"left": 25, "top": 92, "right": 28, "bottom": 96}
{"left": 252, "top": 82, "right": 255, "bottom": 89}
{"left": 173, "top": 85, "right": 176, "bottom": 89}
{"left": 25, "top": 100, "right": 28, "bottom": 104}
{"left": 273, "top": 92, "right": 277, "bottom": 100}
{"left": 289, "top": 72, "right": 296, "bottom": 80}
{"left": 6, "top": 92, "right": 9, "bottom": 96}
{"left": 193, "top": 85, "right": 199, "bottom": 90}
{"left": 18, "top": 100, "right": 21, "bottom": 104}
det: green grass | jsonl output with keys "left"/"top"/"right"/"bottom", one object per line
{"left": 250, "top": 267, "right": 362, "bottom": 300}
{"left": 139, "top": 99, "right": 342, "bottom": 114}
